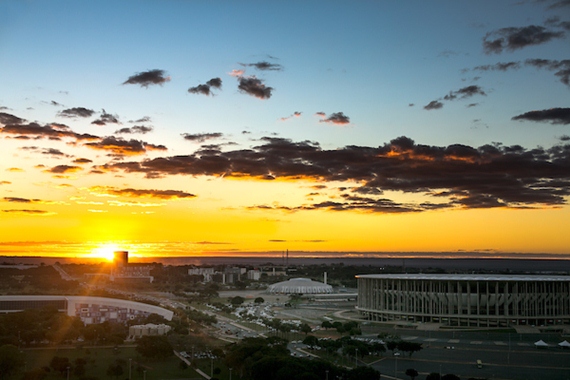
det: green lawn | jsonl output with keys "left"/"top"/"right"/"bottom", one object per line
{"left": 11, "top": 346, "right": 201, "bottom": 380}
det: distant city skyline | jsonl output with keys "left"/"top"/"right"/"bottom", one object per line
{"left": 1, "top": 1, "right": 569, "bottom": 258}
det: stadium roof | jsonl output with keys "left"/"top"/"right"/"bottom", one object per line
{"left": 267, "top": 277, "right": 333, "bottom": 294}
{"left": 355, "top": 274, "right": 570, "bottom": 282}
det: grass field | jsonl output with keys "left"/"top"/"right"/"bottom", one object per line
{"left": 10, "top": 346, "right": 202, "bottom": 380}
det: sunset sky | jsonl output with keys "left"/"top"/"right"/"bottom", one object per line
{"left": 1, "top": 1, "right": 569, "bottom": 259}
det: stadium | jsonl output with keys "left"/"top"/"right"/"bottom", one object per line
{"left": 356, "top": 274, "right": 570, "bottom": 327}
{"left": 267, "top": 277, "right": 333, "bottom": 294}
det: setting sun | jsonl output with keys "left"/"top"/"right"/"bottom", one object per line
{"left": 90, "top": 244, "right": 120, "bottom": 262}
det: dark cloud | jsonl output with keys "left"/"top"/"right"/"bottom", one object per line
{"left": 444, "top": 85, "right": 486, "bottom": 100}
{"left": 470, "top": 59, "right": 570, "bottom": 87}
{"left": 58, "top": 107, "right": 95, "bottom": 118}
{"left": 318, "top": 112, "right": 350, "bottom": 125}
{"left": 240, "top": 61, "right": 283, "bottom": 71}
{"left": 424, "top": 100, "right": 444, "bottom": 110}
{"left": 133, "top": 116, "right": 151, "bottom": 123}
{"left": 84, "top": 136, "right": 167, "bottom": 156}
{"left": 88, "top": 186, "right": 195, "bottom": 199}
{"left": 115, "top": 125, "right": 153, "bottom": 134}
{"left": 1, "top": 209, "right": 53, "bottom": 215}
{"left": 467, "top": 103, "right": 479, "bottom": 108}
{"left": 0, "top": 122, "right": 99, "bottom": 141}
{"left": 473, "top": 62, "right": 522, "bottom": 71}
{"left": 50, "top": 100, "right": 62, "bottom": 106}
{"left": 280, "top": 112, "right": 302, "bottom": 121}
{"left": 73, "top": 158, "right": 93, "bottom": 164}
{"left": 525, "top": 59, "right": 570, "bottom": 86}
{"left": 512, "top": 107, "right": 570, "bottom": 124}
{"left": 99, "top": 136, "right": 570, "bottom": 212}
{"left": 188, "top": 77, "right": 222, "bottom": 96}
{"left": 182, "top": 133, "right": 223, "bottom": 143}
{"left": 547, "top": 0, "right": 570, "bottom": 9}
{"left": 206, "top": 77, "right": 222, "bottom": 88}
{"left": 0, "top": 112, "right": 25, "bottom": 125}
{"left": 123, "top": 69, "right": 170, "bottom": 87}
{"left": 91, "top": 109, "right": 119, "bottom": 126}
{"left": 483, "top": 25, "right": 565, "bottom": 54}
{"left": 237, "top": 76, "right": 273, "bottom": 99}
{"left": 188, "top": 84, "right": 211, "bottom": 96}
{"left": 3, "top": 197, "right": 42, "bottom": 203}
{"left": 44, "top": 165, "right": 82, "bottom": 174}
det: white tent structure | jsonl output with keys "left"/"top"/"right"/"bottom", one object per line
{"left": 534, "top": 340, "right": 549, "bottom": 348}
{"left": 558, "top": 340, "right": 570, "bottom": 348}
{"left": 267, "top": 278, "right": 333, "bottom": 294}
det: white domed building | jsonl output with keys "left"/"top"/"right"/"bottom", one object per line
{"left": 267, "top": 278, "right": 333, "bottom": 294}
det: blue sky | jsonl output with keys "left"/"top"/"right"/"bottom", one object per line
{"left": 1, "top": 0, "right": 569, "bottom": 257}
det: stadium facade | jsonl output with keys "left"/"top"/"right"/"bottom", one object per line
{"left": 0, "top": 295, "right": 173, "bottom": 324}
{"left": 356, "top": 274, "right": 570, "bottom": 327}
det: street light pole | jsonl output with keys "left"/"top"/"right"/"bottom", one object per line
{"left": 355, "top": 348, "right": 358, "bottom": 367}
{"left": 229, "top": 367, "right": 233, "bottom": 380}
{"left": 66, "top": 367, "right": 70, "bottom": 380}
{"left": 129, "top": 358, "right": 132, "bottom": 380}
{"left": 326, "top": 369, "right": 329, "bottom": 380}
{"left": 143, "top": 370, "right": 146, "bottom": 380}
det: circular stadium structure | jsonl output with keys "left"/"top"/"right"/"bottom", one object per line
{"left": 267, "top": 278, "right": 333, "bottom": 294}
{"left": 356, "top": 274, "right": 570, "bottom": 327}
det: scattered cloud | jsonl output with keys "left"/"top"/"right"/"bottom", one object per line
{"left": 483, "top": 25, "right": 565, "bottom": 54}
{"left": 0, "top": 122, "right": 99, "bottom": 141}
{"left": 512, "top": 107, "right": 570, "bottom": 124}
{"left": 102, "top": 136, "right": 570, "bottom": 212}
{"left": 0, "top": 181, "right": 11, "bottom": 185}
{"left": 1, "top": 209, "right": 55, "bottom": 215}
{"left": 228, "top": 69, "right": 245, "bottom": 77}
{"left": 44, "top": 165, "right": 83, "bottom": 174}
{"left": 237, "top": 76, "right": 273, "bottom": 99}
{"left": 92, "top": 109, "right": 120, "bottom": 125}
{"left": 115, "top": 125, "right": 153, "bottom": 134}
{"left": 3, "top": 197, "right": 43, "bottom": 203}
{"left": 317, "top": 112, "right": 350, "bottom": 125}
{"left": 188, "top": 77, "right": 222, "bottom": 96}
{"left": 73, "top": 158, "right": 93, "bottom": 164}
{"left": 84, "top": 136, "right": 167, "bottom": 156}
{"left": 181, "top": 133, "right": 223, "bottom": 143}
{"left": 0, "top": 112, "right": 26, "bottom": 125}
{"left": 240, "top": 61, "right": 283, "bottom": 71}
{"left": 444, "top": 85, "right": 486, "bottom": 100}
{"left": 425, "top": 85, "right": 486, "bottom": 110}
{"left": 58, "top": 107, "right": 95, "bottom": 118}
{"left": 6, "top": 168, "right": 24, "bottom": 172}
{"left": 123, "top": 69, "right": 170, "bottom": 87}
{"left": 424, "top": 100, "right": 444, "bottom": 110}
{"left": 280, "top": 112, "right": 302, "bottom": 121}
{"left": 88, "top": 186, "right": 196, "bottom": 199}
{"left": 470, "top": 59, "right": 570, "bottom": 87}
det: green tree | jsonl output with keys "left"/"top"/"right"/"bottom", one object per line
{"left": 347, "top": 366, "right": 380, "bottom": 380}
{"left": 299, "top": 323, "right": 312, "bottom": 335}
{"left": 254, "top": 297, "right": 265, "bottom": 304}
{"left": 106, "top": 363, "right": 124, "bottom": 379}
{"left": 49, "top": 356, "right": 71, "bottom": 377}
{"left": 135, "top": 335, "right": 174, "bottom": 359}
{"left": 397, "top": 341, "right": 423, "bottom": 357}
{"left": 0, "top": 345, "right": 24, "bottom": 380}
{"left": 230, "top": 296, "right": 245, "bottom": 306}
{"left": 302, "top": 335, "right": 319, "bottom": 348}
{"left": 442, "top": 374, "right": 460, "bottom": 380}
{"left": 321, "top": 321, "right": 333, "bottom": 330}
{"left": 405, "top": 368, "right": 419, "bottom": 380}
{"left": 426, "top": 373, "right": 441, "bottom": 380}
